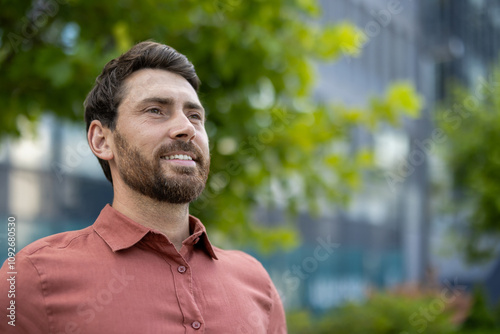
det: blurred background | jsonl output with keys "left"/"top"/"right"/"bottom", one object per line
{"left": 1, "top": 0, "right": 500, "bottom": 332}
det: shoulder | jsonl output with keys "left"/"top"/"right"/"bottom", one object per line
{"left": 212, "top": 246, "right": 273, "bottom": 283}
{"left": 0, "top": 225, "right": 106, "bottom": 292}
{"left": 0, "top": 227, "right": 97, "bottom": 332}
{"left": 15, "top": 226, "right": 96, "bottom": 261}
{"left": 213, "top": 246, "right": 265, "bottom": 268}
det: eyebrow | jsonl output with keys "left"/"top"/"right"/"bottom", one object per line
{"left": 139, "top": 97, "right": 205, "bottom": 112}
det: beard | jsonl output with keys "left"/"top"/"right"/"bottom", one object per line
{"left": 113, "top": 131, "right": 209, "bottom": 204}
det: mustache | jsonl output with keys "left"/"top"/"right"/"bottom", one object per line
{"left": 156, "top": 140, "right": 205, "bottom": 163}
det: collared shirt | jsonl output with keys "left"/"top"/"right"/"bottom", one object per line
{"left": 0, "top": 205, "right": 287, "bottom": 333}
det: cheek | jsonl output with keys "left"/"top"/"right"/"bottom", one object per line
{"left": 197, "top": 130, "right": 210, "bottom": 154}
{"left": 134, "top": 129, "right": 163, "bottom": 149}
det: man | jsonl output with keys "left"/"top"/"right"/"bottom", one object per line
{"left": 0, "top": 41, "right": 287, "bottom": 333}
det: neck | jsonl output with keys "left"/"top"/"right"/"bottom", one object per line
{"left": 111, "top": 182, "right": 191, "bottom": 251}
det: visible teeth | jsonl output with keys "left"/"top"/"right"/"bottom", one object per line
{"left": 162, "top": 154, "right": 193, "bottom": 161}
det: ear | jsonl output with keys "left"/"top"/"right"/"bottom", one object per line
{"left": 88, "top": 120, "right": 114, "bottom": 161}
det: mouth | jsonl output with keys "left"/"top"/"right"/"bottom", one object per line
{"left": 160, "top": 152, "right": 197, "bottom": 167}
{"left": 161, "top": 154, "right": 194, "bottom": 161}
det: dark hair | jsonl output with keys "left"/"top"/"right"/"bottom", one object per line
{"left": 84, "top": 41, "right": 201, "bottom": 183}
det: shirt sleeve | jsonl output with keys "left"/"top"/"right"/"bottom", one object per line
{"left": 267, "top": 280, "right": 287, "bottom": 334}
{"left": 0, "top": 253, "right": 50, "bottom": 333}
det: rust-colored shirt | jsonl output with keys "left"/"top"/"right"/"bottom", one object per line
{"left": 0, "top": 205, "right": 286, "bottom": 333}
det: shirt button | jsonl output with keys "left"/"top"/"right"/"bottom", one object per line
{"left": 191, "top": 321, "right": 201, "bottom": 329}
{"left": 177, "top": 265, "right": 186, "bottom": 273}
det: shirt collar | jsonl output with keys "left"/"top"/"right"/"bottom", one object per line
{"left": 93, "top": 204, "right": 218, "bottom": 260}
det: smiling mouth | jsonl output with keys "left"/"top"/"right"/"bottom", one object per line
{"left": 161, "top": 154, "right": 194, "bottom": 161}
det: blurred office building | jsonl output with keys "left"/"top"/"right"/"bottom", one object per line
{"left": 262, "top": 0, "right": 500, "bottom": 311}
{"left": 422, "top": 0, "right": 500, "bottom": 307}
{"left": 1, "top": 0, "right": 500, "bottom": 312}
{"left": 0, "top": 117, "right": 113, "bottom": 249}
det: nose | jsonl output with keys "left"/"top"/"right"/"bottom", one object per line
{"left": 169, "top": 112, "right": 196, "bottom": 142}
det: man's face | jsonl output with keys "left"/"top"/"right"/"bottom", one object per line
{"left": 111, "top": 69, "right": 210, "bottom": 204}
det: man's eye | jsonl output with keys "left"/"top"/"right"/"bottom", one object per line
{"left": 148, "top": 108, "right": 162, "bottom": 114}
{"left": 189, "top": 113, "right": 202, "bottom": 120}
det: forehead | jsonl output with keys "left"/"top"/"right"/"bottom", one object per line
{"left": 120, "top": 68, "right": 199, "bottom": 105}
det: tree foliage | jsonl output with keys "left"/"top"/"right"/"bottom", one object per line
{"left": 0, "top": 0, "right": 422, "bottom": 251}
{"left": 437, "top": 68, "right": 500, "bottom": 262}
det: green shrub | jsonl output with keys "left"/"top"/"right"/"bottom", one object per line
{"left": 457, "top": 331, "right": 500, "bottom": 334}
{"left": 286, "top": 309, "right": 316, "bottom": 334}
{"left": 287, "top": 292, "right": 456, "bottom": 334}
{"left": 459, "top": 285, "right": 498, "bottom": 333}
